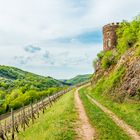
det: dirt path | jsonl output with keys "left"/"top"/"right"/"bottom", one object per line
{"left": 74, "top": 86, "right": 95, "bottom": 140}
{"left": 87, "top": 95, "right": 140, "bottom": 140}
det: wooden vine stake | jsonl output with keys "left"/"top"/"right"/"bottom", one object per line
{"left": 48, "top": 95, "right": 52, "bottom": 107}
{"left": 41, "top": 97, "right": 45, "bottom": 114}
{"left": 22, "top": 104, "right": 25, "bottom": 131}
{"left": 4, "top": 120, "right": 8, "bottom": 139}
{"left": 0, "top": 122, "right": 4, "bottom": 140}
{"left": 30, "top": 102, "right": 34, "bottom": 124}
{"left": 36, "top": 100, "right": 39, "bottom": 118}
{"left": 11, "top": 108, "right": 14, "bottom": 140}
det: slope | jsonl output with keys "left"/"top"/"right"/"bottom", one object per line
{"left": 0, "top": 65, "right": 66, "bottom": 114}
{"left": 18, "top": 90, "right": 77, "bottom": 140}
{"left": 92, "top": 17, "right": 140, "bottom": 102}
{"left": 88, "top": 16, "right": 140, "bottom": 134}
{"left": 63, "top": 74, "right": 92, "bottom": 85}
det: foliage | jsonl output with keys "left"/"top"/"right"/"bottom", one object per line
{"left": 97, "top": 51, "right": 105, "bottom": 60}
{"left": 93, "top": 50, "right": 117, "bottom": 70}
{"left": 92, "top": 65, "right": 125, "bottom": 98}
{"left": 93, "top": 58, "right": 98, "bottom": 69}
{"left": 0, "top": 65, "right": 65, "bottom": 114}
{"left": 63, "top": 74, "right": 92, "bottom": 85}
{"left": 93, "top": 51, "right": 105, "bottom": 69}
{"left": 116, "top": 16, "right": 140, "bottom": 55}
{"left": 101, "top": 51, "right": 116, "bottom": 69}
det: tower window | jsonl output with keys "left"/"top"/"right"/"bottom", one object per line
{"left": 107, "top": 32, "right": 110, "bottom": 36}
{"left": 107, "top": 39, "right": 111, "bottom": 48}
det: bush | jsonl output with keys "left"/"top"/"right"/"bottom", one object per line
{"left": 101, "top": 51, "right": 115, "bottom": 69}
{"left": 93, "top": 58, "right": 98, "bottom": 69}
{"left": 92, "top": 65, "right": 125, "bottom": 98}
{"left": 116, "top": 16, "right": 140, "bottom": 55}
{"left": 97, "top": 51, "right": 105, "bottom": 60}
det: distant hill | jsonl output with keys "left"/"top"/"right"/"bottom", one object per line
{"left": 0, "top": 65, "right": 65, "bottom": 114}
{"left": 0, "top": 65, "right": 64, "bottom": 89}
{"left": 62, "top": 74, "right": 92, "bottom": 85}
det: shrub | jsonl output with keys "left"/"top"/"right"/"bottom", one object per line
{"left": 93, "top": 58, "right": 98, "bottom": 69}
{"left": 116, "top": 16, "right": 140, "bottom": 55}
{"left": 101, "top": 51, "right": 115, "bottom": 69}
{"left": 92, "top": 65, "right": 125, "bottom": 98}
{"left": 97, "top": 51, "right": 105, "bottom": 60}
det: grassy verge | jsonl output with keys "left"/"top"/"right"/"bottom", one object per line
{"left": 79, "top": 88, "right": 130, "bottom": 140}
{"left": 86, "top": 86, "right": 140, "bottom": 134}
{"left": 18, "top": 90, "right": 77, "bottom": 140}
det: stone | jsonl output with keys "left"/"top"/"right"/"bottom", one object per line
{"left": 103, "top": 23, "right": 119, "bottom": 51}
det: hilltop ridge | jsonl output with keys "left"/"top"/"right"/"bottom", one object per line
{"left": 0, "top": 65, "right": 65, "bottom": 114}
{"left": 62, "top": 74, "right": 92, "bottom": 85}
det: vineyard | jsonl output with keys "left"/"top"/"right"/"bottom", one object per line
{"left": 0, "top": 87, "right": 73, "bottom": 140}
{"left": 0, "top": 81, "right": 89, "bottom": 140}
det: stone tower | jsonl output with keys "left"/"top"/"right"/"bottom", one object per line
{"left": 103, "top": 23, "right": 119, "bottom": 51}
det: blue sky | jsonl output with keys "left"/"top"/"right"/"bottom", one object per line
{"left": 0, "top": 0, "right": 139, "bottom": 79}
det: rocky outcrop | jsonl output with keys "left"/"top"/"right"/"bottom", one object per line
{"left": 121, "top": 57, "right": 140, "bottom": 96}
{"left": 92, "top": 46, "right": 140, "bottom": 101}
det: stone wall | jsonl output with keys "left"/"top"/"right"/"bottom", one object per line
{"left": 103, "top": 23, "right": 119, "bottom": 51}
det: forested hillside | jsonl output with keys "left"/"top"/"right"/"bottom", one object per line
{"left": 62, "top": 74, "right": 92, "bottom": 85}
{"left": 0, "top": 65, "right": 65, "bottom": 114}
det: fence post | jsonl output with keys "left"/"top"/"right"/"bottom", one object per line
{"left": 36, "top": 100, "right": 39, "bottom": 118}
{"left": 11, "top": 108, "right": 14, "bottom": 140}
{"left": 52, "top": 95, "right": 55, "bottom": 102}
{"left": 22, "top": 104, "right": 25, "bottom": 131}
{"left": 41, "top": 97, "right": 45, "bottom": 114}
{"left": 54, "top": 94, "right": 57, "bottom": 101}
{"left": 48, "top": 95, "right": 52, "bottom": 107}
{"left": 4, "top": 120, "right": 7, "bottom": 138}
{"left": 0, "top": 121, "right": 4, "bottom": 140}
{"left": 55, "top": 93, "right": 58, "bottom": 101}
{"left": 30, "top": 102, "right": 34, "bottom": 124}
{"left": 0, "top": 122, "right": 4, "bottom": 140}
{"left": 28, "top": 108, "right": 30, "bottom": 118}
{"left": 18, "top": 113, "right": 21, "bottom": 130}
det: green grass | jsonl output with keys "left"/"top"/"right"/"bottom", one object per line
{"left": 86, "top": 86, "right": 140, "bottom": 135}
{"left": 135, "top": 43, "right": 140, "bottom": 56}
{"left": 92, "top": 65, "right": 125, "bottom": 103}
{"left": 0, "top": 65, "right": 65, "bottom": 114}
{"left": 18, "top": 90, "right": 77, "bottom": 140}
{"left": 79, "top": 88, "right": 131, "bottom": 140}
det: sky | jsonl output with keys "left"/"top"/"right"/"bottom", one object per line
{"left": 0, "top": 0, "right": 139, "bottom": 79}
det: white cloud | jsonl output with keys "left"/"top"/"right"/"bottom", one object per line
{"left": 24, "top": 45, "right": 41, "bottom": 53}
{"left": 0, "top": 0, "right": 139, "bottom": 78}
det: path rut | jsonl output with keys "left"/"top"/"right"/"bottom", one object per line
{"left": 87, "top": 94, "right": 140, "bottom": 140}
{"left": 74, "top": 86, "right": 95, "bottom": 140}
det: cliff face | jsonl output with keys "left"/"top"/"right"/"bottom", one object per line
{"left": 116, "top": 48, "right": 140, "bottom": 97}
{"left": 92, "top": 18, "right": 140, "bottom": 102}
{"left": 92, "top": 44, "right": 140, "bottom": 102}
